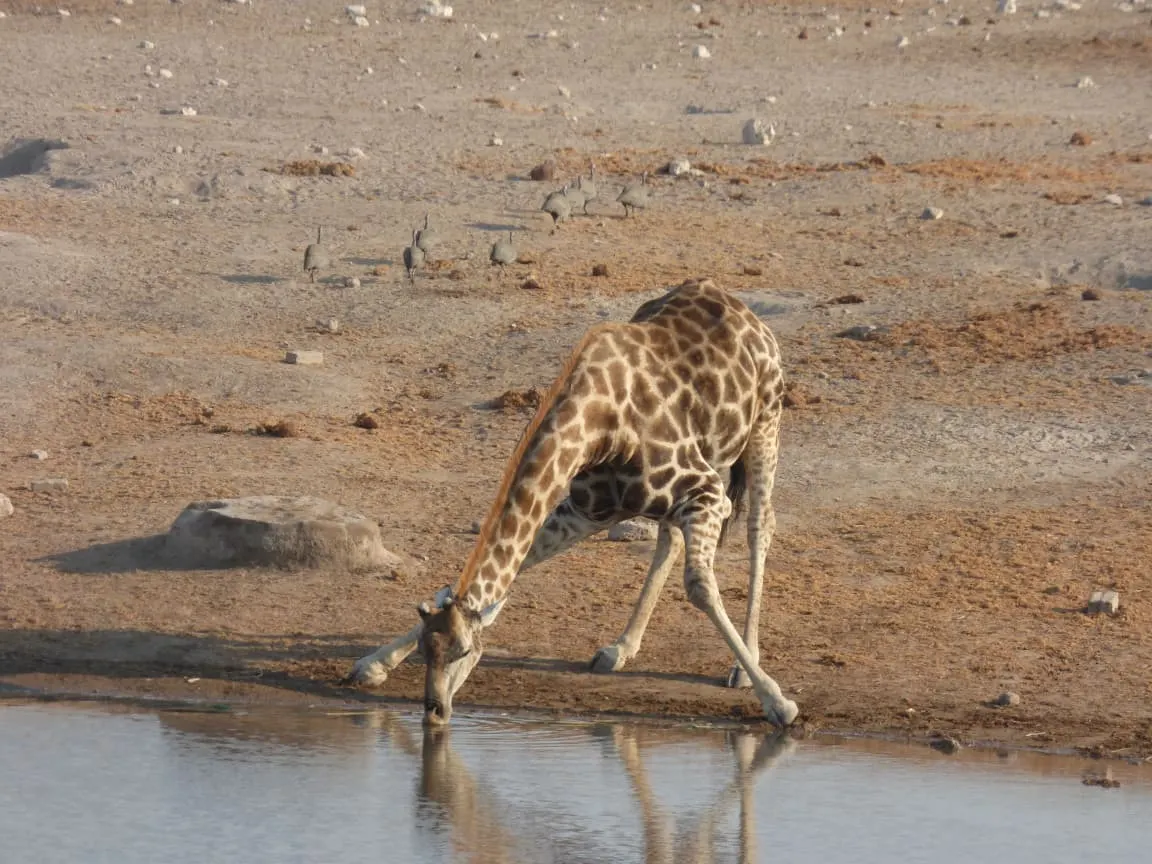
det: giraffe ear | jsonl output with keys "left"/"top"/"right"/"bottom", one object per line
{"left": 477, "top": 597, "right": 506, "bottom": 629}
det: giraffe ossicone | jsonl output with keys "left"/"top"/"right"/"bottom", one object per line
{"left": 349, "top": 278, "right": 800, "bottom": 728}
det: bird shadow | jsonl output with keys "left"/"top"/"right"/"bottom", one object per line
{"left": 220, "top": 274, "right": 282, "bottom": 285}
{"left": 465, "top": 222, "right": 526, "bottom": 233}
{"left": 344, "top": 256, "right": 393, "bottom": 267}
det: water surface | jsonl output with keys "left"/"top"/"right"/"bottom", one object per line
{"left": 0, "top": 701, "right": 1148, "bottom": 864}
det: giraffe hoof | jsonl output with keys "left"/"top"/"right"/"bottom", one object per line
{"left": 347, "top": 657, "right": 389, "bottom": 687}
{"left": 761, "top": 697, "right": 800, "bottom": 728}
{"left": 589, "top": 645, "right": 628, "bottom": 674}
{"left": 726, "top": 666, "right": 753, "bottom": 690}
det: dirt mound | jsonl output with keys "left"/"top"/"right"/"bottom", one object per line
{"left": 874, "top": 303, "right": 1151, "bottom": 364}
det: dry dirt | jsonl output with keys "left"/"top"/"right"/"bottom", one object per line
{"left": 2, "top": 1, "right": 1151, "bottom": 759}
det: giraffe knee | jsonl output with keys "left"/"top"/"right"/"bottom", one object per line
{"left": 684, "top": 577, "right": 719, "bottom": 612}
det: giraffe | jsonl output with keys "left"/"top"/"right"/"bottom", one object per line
{"left": 349, "top": 278, "right": 799, "bottom": 728}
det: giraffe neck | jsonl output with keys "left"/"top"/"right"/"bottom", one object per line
{"left": 454, "top": 417, "right": 592, "bottom": 612}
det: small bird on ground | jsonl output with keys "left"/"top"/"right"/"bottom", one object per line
{"left": 563, "top": 182, "right": 587, "bottom": 217}
{"left": 414, "top": 213, "right": 440, "bottom": 262}
{"left": 617, "top": 172, "right": 650, "bottom": 218}
{"left": 541, "top": 187, "right": 572, "bottom": 230}
{"left": 489, "top": 231, "right": 518, "bottom": 268}
{"left": 403, "top": 229, "right": 425, "bottom": 280}
{"left": 577, "top": 162, "right": 597, "bottom": 214}
{"left": 303, "top": 226, "right": 329, "bottom": 283}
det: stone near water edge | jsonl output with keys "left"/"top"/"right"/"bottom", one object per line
{"left": 1087, "top": 589, "right": 1120, "bottom": 616}
{"left": 930, "top": 736, "right": 962, "bottom": 754}
{"left": 30, "top": 478, "right": 69, "bottom": 493}
{"left": 993, "top": 691, "right": 1021, "bottom": 708}
{"left": 607, "top": 518, "right": 659, "bottom": 542}
{"left": 0, "top": 493, "right": 13, "bottom": 518}
{"left": 166, "top": 496, "right": 402, "bottom": 572}
{"left": 285, "top": 350, "right": 323, "bottom": 366}
{"left": 742, "top": 118, "right": 775, "bottom": 146}
{"left": 921, "top": 206, "right": 944, "bottom": 220}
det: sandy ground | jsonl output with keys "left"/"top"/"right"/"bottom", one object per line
{"left": 1, "top": 0, "right": 1151, "bottom": 759}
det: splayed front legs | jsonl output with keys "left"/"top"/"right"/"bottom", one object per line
{"left": 348, "top": 621, "right": 423, "bottom": 686}
{"left": 590, "top": 522, "right": 684, "bottom": 673}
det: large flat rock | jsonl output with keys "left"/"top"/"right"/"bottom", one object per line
{"left": 166, "top": 496, "right": 396, "bottom": 571}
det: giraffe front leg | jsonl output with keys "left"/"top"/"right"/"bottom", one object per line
{"left": 590, "top": 522, "right": 683, "bottom": 674}
{"left": 676, "top": 483, "right": 798, "bottom": 727}
{"left": 347, "top": 622, "right": 423, "bottom": 687}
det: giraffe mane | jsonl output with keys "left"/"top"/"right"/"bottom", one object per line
{"left": 454, "top": 323, "right": 614, "bottom": 599}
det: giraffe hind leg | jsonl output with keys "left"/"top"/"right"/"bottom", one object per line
{"left": 675, "top": 468, "right": 798, "bottom": 726}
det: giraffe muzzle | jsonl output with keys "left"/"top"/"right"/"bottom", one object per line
{"left": 424, "top": 698, "right": 450, "bottom": 726}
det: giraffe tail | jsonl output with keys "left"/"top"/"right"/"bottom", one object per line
{"left": 718, "top": 459, "right": 748, "bottom": 547}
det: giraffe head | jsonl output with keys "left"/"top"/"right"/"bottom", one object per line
{"left": 417, "top": 590, "right": 505, "bottom": 726}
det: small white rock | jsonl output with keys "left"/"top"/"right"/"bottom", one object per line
{"left": 345, "top": 4, "right": 367, "bottom": 15}
{"left": 1087, "top": 589, "right": 1120, "bottom": 616}
{"left": 58, "top": 9, "right": 71, "bottom": 17}
{"left": 667, "top": 157, "right": 692, "bottom": 176}
{"left": 140, "top": 40, "right": 155, "bottom": 50}
{"left": 742, "top": 117, "right": 776, "bottom": 146}
{"left": 1103, "top": 193, "right": 1123, "bottom": 206}
{"left": 316, "top": 317, "right": 341, "bottom": 334}
{"left": 30, "top": 450, "right": 49, "bottom": 460}
{"left": 692, "top": 44, "right": 712, "bottom": 58}
{"left": 159, "top": 68, "right": 173, "bottom": 79}
{"left": 0, "top": 493, "right": 13, "bottom": 518}
{"left": 997, "top": 0, "right": 1017, "bottom": 11}
{"left": 557, "top": 85, "right": 571, "bottom": 98}
{"left": 109, "top": 16, "right": 122, "bottom": 25}
{"left": 30, "top": 478, "right": 69, "bottom": 493}
{"left": 921, "top": 206, "right": 944, "bottom": 220}
{"left": 173, "top": 145, "right": 183, "bottom": 154}
{"left": 1076, "top": 76, "right": 1096, "bottom": 89}
{"left": 285, "top": 350, "right": 324, "bottom": 366}
{"left": 354, "top": 15, "right": 370, "bottom": 27}
{"left": 689, "top": 3, "right": 702, "bottom": 12}
{"left": 346, "top": 146, "right": 366, "bottom": 159}
{"left": 897, "top": 35, "right": 910, "bottom": 48}
{"left": 607, "top": 519, "right": 659, "bottom": 542}
{"left": 168, "top": 198, "right": 181, "bottom": 205}
{"left": 313, "top": 145, "right": 329, "bottom": 155}
{"left": 489, "top": 135, "right": 503, "bottom": 146}
{"left": 180, "top": 106, "right": 197, "bottom": 116}
{"left": 342, "top": 276, "right": 361, "bottom": 289}
{"left": 211, "top": 78, "right": 229, "bottom": 87}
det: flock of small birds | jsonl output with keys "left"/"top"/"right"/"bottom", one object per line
{"left": 299, "top": 162, "right": 653, "bottom": 284}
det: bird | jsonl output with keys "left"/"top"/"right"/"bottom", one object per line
{"left": 541, "top": 186, "right": 572, "bottom": 229}
{"left": 489, "top": 231, "right": 518, "bottom": 268}
{"left": 403, "top": 229, "right": 425, "bottom": 280}
{"left": 563, "top": 182, "right": 587, "bottom": 217}
{"left": 303, "top": 226, "right": 329, "bottom": 283}
{"left": 414, "top": 212, "right": 440, "bottom": 262}
{"left": 577, "top": 162, "right": 598, "bottom": 214}
{"left": 616, "top": 172, "right": 650, "bottom": 218}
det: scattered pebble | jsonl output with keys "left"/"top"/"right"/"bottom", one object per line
{"left": 992, "top": 691, "right": 1021, "bottom": 708}
{"left": 346, "top": 146, "right": 366, "bottom": 159}
{"left": 342, "top": 276, "right": 361, "bottom": 289}
{"left": 743, "top": 265, "right": 763, "bottom": 276}
{"left": 353, "top": 15, "right": 370, "bottom": 27}
{"left": 284, "top": 350, "right": 324, "bottom": 366}
{"left": 139, "top": 40, "right": 155, "bottom": 50}
{"left": 30, "top": 478, "right": 69, "bottom": 493}
{"left": 159, "top": 68, "right": 173, "bottom": 79}
{"left": 354, "top": 412, "right": 380, "bottom": 430}
{"left": 557, "top": 85, "right": 571, "bottom": 98}
{"left": 1069, "top": 131, "right": 1092, "bottom": 146}
{"left": 1087, "top": 589, "right": 1120, "bottom": 616}
{"left": 345, "top": 4, "right": 366, "bottom": 15}
{"left": 997, "top": 0, "right": 1017, "bottom": 12}
{"left": 211, "top": 78, "right": 229, "bottom": 87}
{"left": 1076, "top": 76, "right": 1095, "bottom": 89}
{"left": 836, "top": 324, "right": 881, "bottom": 341}
{"left": 666, "top": 157, "right": 692, "bottom": 176}
{"left": 742, "top": 117, "right": 775, "bottom": 146}
{"left": 896, "top": 35, "right": 910, "bottom": 48}
{"left": 1081, "top": 287, "right": 1103, "bottom": 301}
{"left": 529, "top": 159, "right": 556, "bottom": 181}
{"left": 520, "top": 275, "right": 543, "bottom": 290}
{"left": 180, "top": 106, "right": 198, "bottom": 116}
{"left": 109, "top": 16, "right": 122, "bottom": 25}
{"left": 58, "top": 9, "right": 71, "bottom": 17}
{"left": 689, "top": 2, "right": 702, "bottom": 12}
{"left": 0, "top": 493, "right": 13, "bottom": 518}
{"left": 420, "top": 1, "right": 453, "bottom": 18}
{"left": 608, "top": 518, "right": 659, "bottom": 542}
{"left": 921, "top": 206, "right": 944, "bottom": 220}
{"left": 591, "top": 263, "right": 609, "bottom": 277}
{"left": 316, "top": 317, "right": 341, "bottom": 333}
{"left": 30, "top": 450, "right": 48, "bottom": 460}
{"left": 1103, "top": 193, "right": 1123, "bottom": 206}
{"left": 489, "top": 135, "right": 503, "bottom": 146}
{"left": 692, "top": 45, "right": 711, "bottom": 59}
